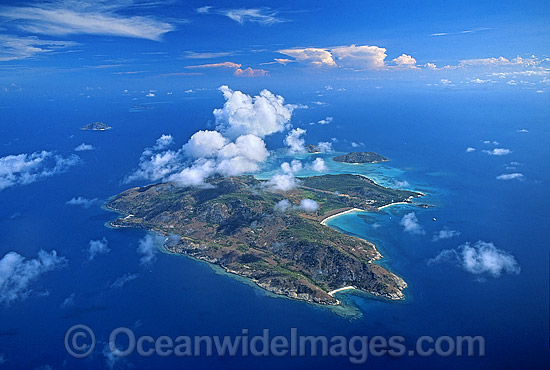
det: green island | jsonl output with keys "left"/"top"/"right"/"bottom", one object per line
{"left": 106, "top": 174, "right": 422, "bottom": 306}
{"left": 333, "top": 151, "right": 389, "bottom": 164}
{"left": 81, "top": 122, "right": 112, "bottom": 131}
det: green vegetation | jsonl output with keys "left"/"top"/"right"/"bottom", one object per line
{"left": 333, "top": 151, "right": 389, "bottom": 164}
{"left": 107, "top": 173, "right": 416, "bottom": 305}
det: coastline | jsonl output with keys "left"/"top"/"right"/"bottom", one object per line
{"left": 320, "top": 208, "right": 364, "bottom": 225}
{"left": 377, "top": 201, "right": 411, "bottom": 211}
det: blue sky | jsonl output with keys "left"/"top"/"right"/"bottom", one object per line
{"left": 0, "top": 0, "right": 549, "bottom": 93}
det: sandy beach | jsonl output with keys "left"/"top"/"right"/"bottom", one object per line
{"left": 328, "top": 286, "right": 356, "bottom": 296}
{"left": 377, "top": 201, "right": 411, "bottom": 211}
{"left": 320, "top": 208, "right": 364, "bottom": 225}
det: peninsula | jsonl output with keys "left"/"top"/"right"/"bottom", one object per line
{"left": 81, "top": 122, "right": 112, "bottom": 131}
{"left": 107, "top": 174, "right": 421, "bottom": 305}
{"left": 333, "top": 151, "right": 389, "bottom": 164}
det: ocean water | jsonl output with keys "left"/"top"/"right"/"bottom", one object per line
{"left": 0, "top": 89, "right": 548, "bottom": 369}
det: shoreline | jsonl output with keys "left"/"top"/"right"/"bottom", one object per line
{"left": 328, "top": 286, "right": 356, "bottom": 296}
{"left": 377, "top": 201, "right": 411, "bottom": 211}
{"left": 320, "top": 208, "right": 364, "bottom": 225}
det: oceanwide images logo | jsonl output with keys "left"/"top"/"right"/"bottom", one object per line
{"left": 64, "top": 325, "right": 485, "bottom": 364}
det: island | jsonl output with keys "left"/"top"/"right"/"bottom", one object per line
{"left": 333, "top": 151, "right": 389, "bottom": 164}
{"left": 106, "top": 174, "right": 422, "bottom": 306}
{"left": 81, "top": 122, "right": 112, "bottom": 131}
{"left": 305, "top": 144, "right": 321, "bottom": 153}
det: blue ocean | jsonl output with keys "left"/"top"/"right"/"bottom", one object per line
{"left": 0, "top": 87, "right": 548, "bottom": 369}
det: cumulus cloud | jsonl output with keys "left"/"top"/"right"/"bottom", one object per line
{"left": 110, "top": 273, "right": 138, "bottom": 289}
{"left": 0, "top": 250, "right": 67, "bottom": 304}
{"left": 310, "top": 158, "right": 327, "bottom": 172}
{"left": 274, "top": 198, "right": 319, "bottom": 213}
{"left": 183, "top": 130, "right": 228, "bottom": 158}
{"left": 432, "top": 228, "right": 461, "bottom": 242}
{"left": 317, "top": 142, "right": 334, "bottom": 153}
{"left": 483, "top": 148, "right": 512, "bottom": 156}
{"left": 496, "top": 173, "right": 524, "bottom": 180}
{"left": 126, "top": 87, "right": 299, "bottom": 188}
{"left": 274, "top": 199, "right": 291, "bottom": 212}
{"left": 265, "top": 173, "right": 297, "bottom": 192}
{"left": 332, "top": 44, "right": 388, "bottom": 70}
{"left": 277, "top": 48, "right": 336, "bottom": 67}
{"left": 87, "top": 238, "right": 109, "bottom": 261}
{"left": 214, "top": 85, "right": 295, "bottom": 139}
{"left": 0, "top": 151, "right": 79, "bottom": 191}
{"left": 66, "top": 196, "right": 99, "bottom": 208}
{"left": 466, "top": 147, "right": 476, "bottom": 153}
{"left": 428, "top": 241, "right": 520, "bottom": 278}
{"left": 0, "top": 0, "right": 175, "bottom": 41}
{"left": 137, "top": 234, "right": 164, "bottom": 266}
{"left": 74, "top": 143, "right": 94, "bottom": 151}
{"left": 284, "top": 128, "right": 307, "bottom": 154}
{"left": 400, "top": 212, "right": 425, "bottom": 235}
{"left": 281, "top": 160, "right": 303, "bottom": 174}
{"left": 392, "top": 54, "right": 418, "bottom": 69}
{"left": 296, "top": 199, "right": 319, "bottom": 212}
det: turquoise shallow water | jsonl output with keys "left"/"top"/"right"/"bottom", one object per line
{"left": 0, "top": 89, "right": 548, "bottom": 369}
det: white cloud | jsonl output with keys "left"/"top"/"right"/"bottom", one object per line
{"left": 127, "top": 87, "right": 301, "bottom": 188}
{"left": 400, "top": 212, "right": 425, "bottom": 235}
{"left": 392, "top": 54, "right": 418, "bottom": 69}
{"left": 66, "top": 196, "right": 99, "bottom": 208}
{"left": 394, "top": 180, "right": 409, "bottom": 188}
{"left": 110, "top": 273, "right": 138, "bottom": 289}
{"left": 0, "top": 34, "right": 78, "bottom": 61}
{"left": 214, "top": 86, "right": 295, "bottom": 139}
{"left": 466, "top": 147, "right": 476, "bottom": 153}
{"left": 87, "top": 238, "right": 109, "bottom": 261}
{"left": 74, "top": 143, "right": 94, "bottom": 151}
{"left": 459, "top": 56, "right": 524, "bottom": 67}
{"left": 166, "top": 159, "right": 216, "bottom": 188}
{"left": 183, "top": 130, "right": 228, "bottom": 158}
{"left": 137, "top": 234, "right": 163, "bottom": 266}
{"left": 195, "top": 6, "right": 212, "bottom": 14}
{"left": 428, "top": 241, "right": 520, "bottom": 278}
{"left": 220, "top": 8, "right": 283, "bottom": 25}
{"left": 0, "top": 151, "right": 79, "bottom": 191}
{"left": 274, "top": 199, "right": 291, "bottom": 212}
{"left": 281, "top": 160, "right": 303, "bottom": 174}
{"left": 483, "top": 148, "right": 512, "bottom": 156}
{"left": 432, "top": 228, "right": 461, "bottom": 242}
{"left": 317, "top": 141, "right": 333, "bottom": 153}
{"left": 311, "top": 158, "right": 327, "bottom": 172}
{"left": 186, "top": 62, "right": 268, "bottom": 77}
{"left": 284, "top": 128, "right": 307, "bottom": 154}
{"left": 266, "top": 173, "right": 298, "bottom": 192}
{"left": 296, "top": 199, "right": 319, "bottom": 212}
{"left": 516, "top": 129, "right": 529, "bottom": 133}
{"left": 310, "top": 116, "right": 333, "bottom": 125}
{"left": 0, "top": 1, "right": 175, "bottom": 41}
{"left": 496, "top": 173, "right": 524, "bottom": 180}
{"left": 440, "top": 79, "right": 454, "bottom": 86}
{"left": 60, "top": 293, "right": 76, "bottom": 309}
{"left": 0, "top": 250, "right": 67, "bottom": 304}
{"left": 331, "top": 44, "right": 387, "bottom": 70}
{"left": 277, "top": 48, "right": 336, "bottom": 67}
